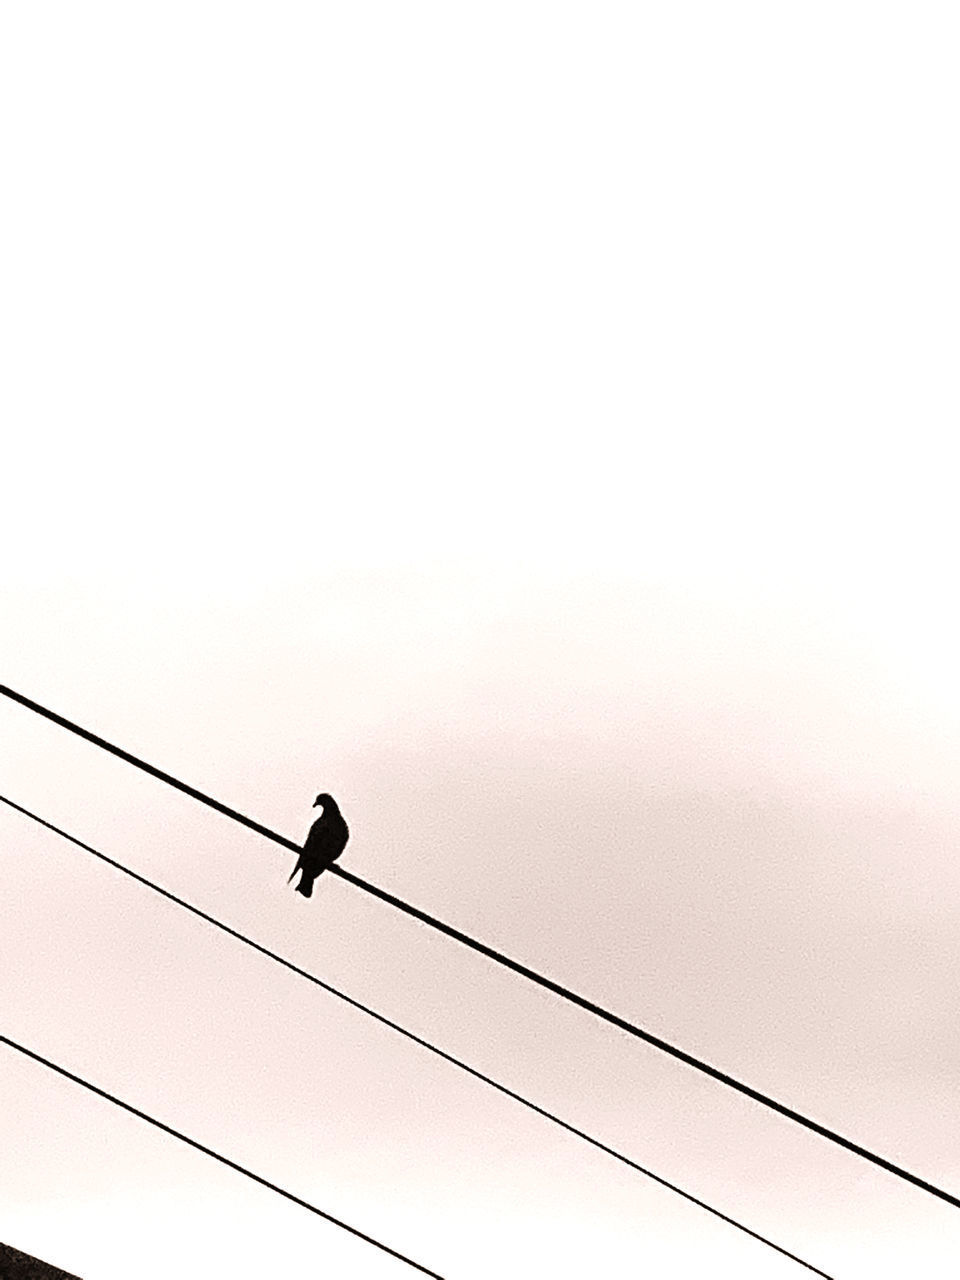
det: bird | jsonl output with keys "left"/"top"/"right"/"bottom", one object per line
{"left": 288, "top": 793, "right": 349, "bottom": 898}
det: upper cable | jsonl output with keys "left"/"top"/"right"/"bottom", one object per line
{"left": 2, "top": 680, "right": 956, "bottom": 1212}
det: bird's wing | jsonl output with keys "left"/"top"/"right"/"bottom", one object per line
{"left": 303, "top": 821, "right": 325, "bottom": 855}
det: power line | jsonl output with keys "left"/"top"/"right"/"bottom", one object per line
{"left": 0, "top": 792, "right": 832, "bottom": 1279}
{"left": 0, "top": 1031, "right": 444, "bottom": 1279}
{"left": 2, "top": 681, "right": 957, "bottom": 1214}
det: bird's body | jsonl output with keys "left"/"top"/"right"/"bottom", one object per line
{"left": 289, "top": 793, "right": 349, "bottom": 898}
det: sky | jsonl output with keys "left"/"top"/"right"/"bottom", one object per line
{"left": 1, "top": 2, "right": 960, "bottom": 1276}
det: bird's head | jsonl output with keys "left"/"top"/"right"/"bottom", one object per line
{"left": 313, "top": 792, "right": 333, "bottom": 808}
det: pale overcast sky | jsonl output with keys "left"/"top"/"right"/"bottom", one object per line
{"left": 2, "top": 3, "right": 960, "bottom": 1277}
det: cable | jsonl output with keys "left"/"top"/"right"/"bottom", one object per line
{"left": 0, "top": 1031, "right": 443, "bottom": 1279}
{"left": 0, "top": 793, "right": 832, "bottom": 1279}
{"left": 2, "top": 681, "right": 956, "bottom": 1213}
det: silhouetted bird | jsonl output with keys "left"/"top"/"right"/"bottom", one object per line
{"left": 288, "top": 792, "right": 349, "bottom": 898}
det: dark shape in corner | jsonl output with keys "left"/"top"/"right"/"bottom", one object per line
{"left": 288, "top": 793, "right": 349, "bottom": 898}
{"left": 0, "top": 1241, "right": 82, "bottom": 1280}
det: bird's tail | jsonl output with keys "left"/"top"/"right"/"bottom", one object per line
{"left": 295, "top": 871, "right": 315, "bottom": 898}
{"left": 289, "top": 856, "right": 325, "bottom": 898}
{"left": 289, "top": 858, "right": 313, "bottom": 896}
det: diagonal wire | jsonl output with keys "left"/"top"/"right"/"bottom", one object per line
{"left": 0, "top": 1030, "right": 444, "bottom": 1278}
{"left": 2, "top": 681, "right": 957, "bottom": 1213}
{"left": 0, "top": 792, "right": 832, "bottom": 1278}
